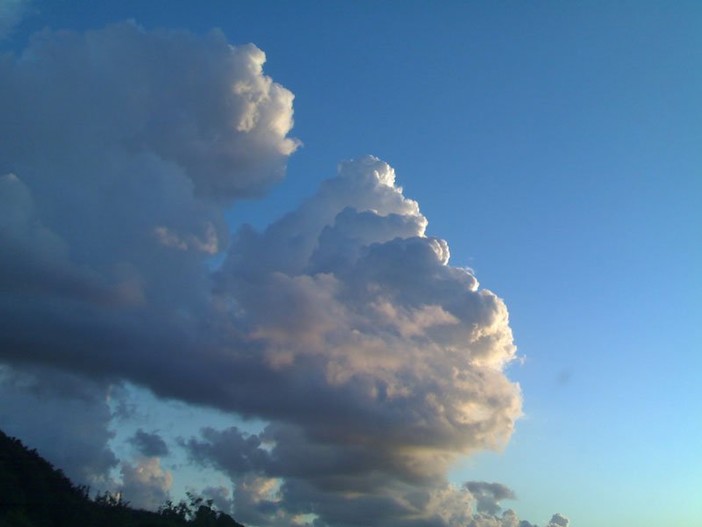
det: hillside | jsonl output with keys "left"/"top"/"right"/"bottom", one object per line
{"left": 0, "top": 429, "right": 244, "bottom": 527}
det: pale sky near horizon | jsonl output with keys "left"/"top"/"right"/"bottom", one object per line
{"left": 1, "top": 2, "right": 701, "bottom": 526}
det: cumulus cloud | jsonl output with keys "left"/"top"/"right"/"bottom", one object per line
{"left": 464, "top": 482, "right": 516, "bottom": 516}
{"left": 120, "top": 457, "right": 173, "bottom": 510}
{"left": 176, "top": 155, "right": 527, "bottom": 526}
{"left": 0, "top": 21, "right": 566, "bottom": 527}
{"left": 546, "top": 513, "right": 570, "bottom": 527}
{"left": 0, "top": 16, "right": 295, "bottom": 505}
{"left": 0, "top": 21, "right": 298, "bottom": 386}
{"left": 213, "top": 155, "right": 520, "bottom": 445}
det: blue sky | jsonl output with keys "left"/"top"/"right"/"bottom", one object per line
{"left": 1, "top": 2, "right": 701, "bottom": 526}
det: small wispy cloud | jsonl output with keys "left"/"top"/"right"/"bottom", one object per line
{"left": 0, "top": 0, "right": 31, "bottom": 39}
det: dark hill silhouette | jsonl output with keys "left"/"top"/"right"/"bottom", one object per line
{"left": 0, "top": 429, "right": 244, "bottom": 527}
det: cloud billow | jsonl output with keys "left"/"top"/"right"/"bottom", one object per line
{"left": 0, "top": 22, "right": 567, "bottom": 527}
{"left": 0, "top": 21, "right": 298, "bottom": 384}
{"left": 129, "top": 429, "right": 170, "bottom": 458}
{"left": 179, "top": 156, "right": 525, "bottom": 526}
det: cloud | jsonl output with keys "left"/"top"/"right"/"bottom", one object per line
{"left": 0, "top": 365, "right": 118, "bottom": 487}
{"left": 177, "top": 155, "right": 526, "bottom": 525}
{"left": 201, "top": 485, "right": 235, "bottom": 515}
{"left": 0, "top": 22, "right": 566, "bottom": 527}
{"left": 0, "top": 0, "right": 30, "bottom": 39}
{"left": 185, "top": 426, "right": 271, "bottom": 476}
{"left": 129, "top": 429, "right": 170, "bottom": 458}
{"left": 464, "top": 482, "right": 516, "bottom": 516}
{"left": 120, "top": 457, "right": 173, "bottom": 510}
{"left": 0, "top": 17, "right": 295, "bottom": 507}
{"left": 213, "top": 154, "right": 521, "bottom": 444}
{"left": 0, "top": 21, "right": 298, "bottom": 386}
{"left": 546, "top": 513, "right": 570, "bottom": 527}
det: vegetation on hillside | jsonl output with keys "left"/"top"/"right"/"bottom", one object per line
{"left": 0, "top": 430, "right": 244, "bottom": 527}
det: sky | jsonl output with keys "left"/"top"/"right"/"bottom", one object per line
{"left": 0, "top": 1, "right": 701, "bottom": 526}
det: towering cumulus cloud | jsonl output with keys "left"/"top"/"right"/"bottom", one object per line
{"left": 0, "top": 23, "right": 565, "bottom": 527}
{"left": 183, "top": 156, "right": 524, "bottom": 526}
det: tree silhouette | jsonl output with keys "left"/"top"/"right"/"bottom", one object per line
{"left": 0, "top": 429, "right": 244, "bottom": 527}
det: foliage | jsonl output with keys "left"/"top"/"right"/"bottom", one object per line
{"left": 160, "top": 493, "right": 243, "bottom": 527}
{"left": 0, "top": 430, "right": 244, "bottom": 527}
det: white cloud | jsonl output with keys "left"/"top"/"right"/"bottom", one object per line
{"left": 176, "top": 155, "right": 524, "bottom": 525}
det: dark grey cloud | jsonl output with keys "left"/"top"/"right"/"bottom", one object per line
{"left": 0, "top": 21, "right": 298, "bottom": 396}
{"left": 0, "top": 365, "right": 118, "bottom": 487}
{"left": 464, "top": 482, "right": 516, "bottom": 515}
{"left": 184, "top": 423, "right": 568, "bottom": 527}
{"left": 185, "top": 426, "right": 271, "bottom": 476}
{"left": 0, "top": 18, "right": 295, "bottom": 506}
{"left": 129, "top": 429, "right": 170, "bottom": 458}
{"left": 546, "top": 513, "right": 570, "bottom": 527}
